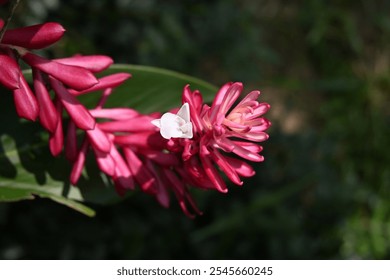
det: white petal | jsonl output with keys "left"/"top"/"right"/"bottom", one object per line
{"left": 180, "top": 122, "right": 193, "bottom": 138}
{"left": 160, "top": 113, "right": 183, "bottom": 139}
{"left": 151, "top": 103, "right": 194, "bottom": 139}
{"left": 151, "top": 119, "right": 161, "bottom": 128}
{"left": 176, "top": 102, "right": 190, "bottom": 123}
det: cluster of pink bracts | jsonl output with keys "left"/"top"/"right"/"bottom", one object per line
{"left": 0, "top": 19, "right": 270, "bottom": 217}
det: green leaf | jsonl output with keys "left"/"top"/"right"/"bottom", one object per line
{"left": 78, "top": 64, "right": 218, "bottom": 112}
{"left": 0, "top": 186, "right": 34, "bottom": 201}
{"left": 0, "top": 64, "right": 218, "bottom": 216}
{"left": 0, "top": 134, "right": 96, "bottom": 217}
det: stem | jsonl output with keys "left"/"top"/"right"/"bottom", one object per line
{"left": 0, "top": 0, "right": 21, "bottom": 42}
{"left": 96, "top": 88, "right": 113, "bottom": 109}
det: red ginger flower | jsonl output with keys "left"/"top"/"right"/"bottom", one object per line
{"left": 0, "top": 18, "right": 271, "bottom": 217}
{"left": 158, "top": 82, "right": 271, "bottom": 193}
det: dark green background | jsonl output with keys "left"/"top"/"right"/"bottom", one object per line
{"left": 1, "top": 0, "right": 389, "bottom": 259}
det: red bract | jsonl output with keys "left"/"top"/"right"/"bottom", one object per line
{"left": 33, "top": 69, "right": 59, "bottom": 133}
{"left": 13, "top": 74, "right": 39, "bottom": 121}
{"left": 23, "top": 52, "right": 98, "bottom": 91}
{"left": 69, "top": 73, "right": 131, "bottom": 95}
{"left": 107, "top": 134, "right": 135, "bottom": 193}
{"left": 54, "top": 55, "right": 113, "bottom": 73}
{"left": 69, "top": 129, "right": 116, "bottom": 185}
{"left": 90, "top": 108, "right": 139, "bottom": 120}
{"left": 49, "top": 77, "right": 96, "bottom": 130}
{"left": 49, "top": 99, "right": 64, "bottom": 156}
{"left": 2, "top": 22, "right": 65, "bottom": 49}
{"left": 0, "top": 51, "right": 20, "bottom": 89}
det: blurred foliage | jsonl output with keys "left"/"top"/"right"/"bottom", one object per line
{"left": 1, "top": 0, "right": 390, "bottom": 259}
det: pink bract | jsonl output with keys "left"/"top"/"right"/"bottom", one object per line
{"left": 2, "top": 22, "right": 65, "bottom": 49}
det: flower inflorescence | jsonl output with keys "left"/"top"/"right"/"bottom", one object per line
{"left": 0, "top": 18, "right": 270, "bottom": 217}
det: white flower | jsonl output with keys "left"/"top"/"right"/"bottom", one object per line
{"left": 151, "top": 103, "right": 193, "bottom": 139}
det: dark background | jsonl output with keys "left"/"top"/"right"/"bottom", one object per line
{"left": 1, "top": 0, "right": 390, "bottom": 259}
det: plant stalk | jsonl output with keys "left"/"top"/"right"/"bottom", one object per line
{"left": 0, "top": 0, "right": 21, "bottom": 42}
